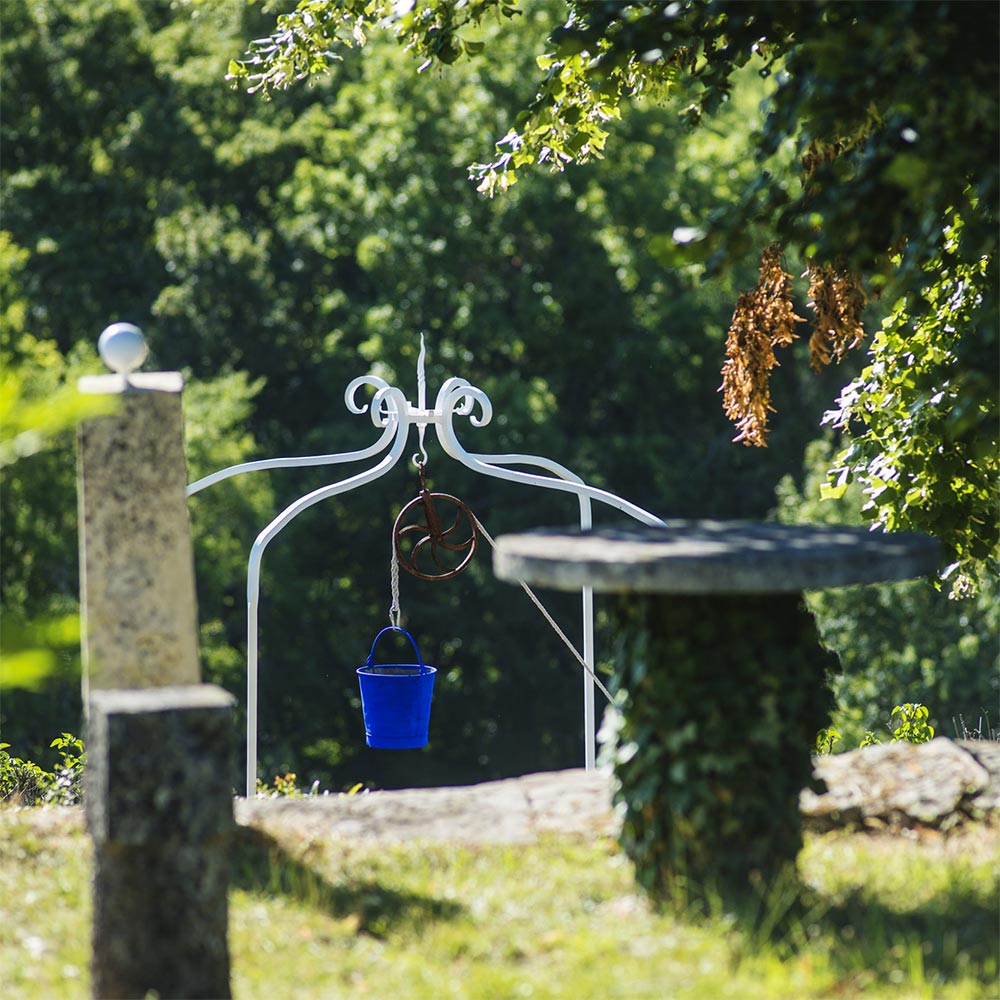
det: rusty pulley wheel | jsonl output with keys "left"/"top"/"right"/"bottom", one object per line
{"left": 393, "top": 468, "right": 478, "bottom": 581}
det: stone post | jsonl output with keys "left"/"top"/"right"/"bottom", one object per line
{"left": 77, "top": 323, "right": 234, "bottom": 999}
{"left": 87, "top": 685, "right": 235, "bottom": 1000}
{"left": 77, "top": 322, "right": 199, "bottom": 696}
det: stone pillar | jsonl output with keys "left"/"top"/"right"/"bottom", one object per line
{"left": 87, "top": 685, "right": 235, "bottom": 1000}
{"left": 77, "top": 323, "right": 199, "bottom": 696}
{"left": 77, "top": 324, "right": 234, "bottom": 999}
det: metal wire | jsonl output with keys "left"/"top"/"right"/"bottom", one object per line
{"left": 471, "top": 514, "right": 614, "bottom": 706}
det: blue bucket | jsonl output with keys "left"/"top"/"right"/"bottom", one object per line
{"left": 357, "top": 627, "right": 437, "bottom": 749}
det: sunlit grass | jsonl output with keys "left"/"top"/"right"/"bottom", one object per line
{"left": 1, "top": 806, "right": 997, "bottom": 999}
{"left": 0, "top": 809, "right": 91, "bottom": 999}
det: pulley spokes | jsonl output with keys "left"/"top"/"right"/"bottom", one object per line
{"left": 392, "top": 464, "right": 478, "bottom": 581}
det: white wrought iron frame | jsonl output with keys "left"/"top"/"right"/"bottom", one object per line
{"left": 187, "top": 342, "right": 664, "bottom": 797}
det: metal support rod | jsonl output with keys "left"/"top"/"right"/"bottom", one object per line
{"left": 579, "top": 494, "right": 596, "bottom": 772}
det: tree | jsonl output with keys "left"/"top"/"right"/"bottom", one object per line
{"left": 0, "top": 0, "right": 279, "bottom": 761}
{"left": 230, "top": 0, "right": 999, "bottom": 592}
{"left": 0, "top": 232, "right": 116, "bottom": 708}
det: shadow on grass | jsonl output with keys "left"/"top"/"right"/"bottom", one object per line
{"left": 230, "top": 826, "right": 464, "bottom": 938}
{"left": 718, "top": 866, "right": 1000, "bottom": 991}
{"left": 817, "top": 883, "right": 1000, "bottom": 987}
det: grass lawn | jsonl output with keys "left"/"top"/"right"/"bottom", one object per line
{"left": 1, "top": 806, "right": 997, "bottom": 999}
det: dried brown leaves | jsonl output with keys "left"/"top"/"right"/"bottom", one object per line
{"left": 806, "top": 262, "right": 867, "bottom": 372}
{"left": 720, "top": 243, "right": 803, "bottom": 447}
{"left": 721, "top": 244, "right": 868, "bottom": 447}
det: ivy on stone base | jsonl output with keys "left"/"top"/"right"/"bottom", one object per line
{"left": 601, "top": 593, "right": 837, "bottom": 903}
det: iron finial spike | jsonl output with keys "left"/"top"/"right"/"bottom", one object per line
{"left": 417, "top": 332, "right": 427, "bottom": 411}
{"left": 416, "top": 332, "right": 428, "bottom": 465}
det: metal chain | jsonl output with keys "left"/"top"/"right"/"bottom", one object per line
{"left": 471, "top": 514, "right": 614, "bottom": 705}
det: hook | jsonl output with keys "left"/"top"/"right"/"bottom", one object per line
{"left": 412, "top": 437, "right": 429, "bottom": 469}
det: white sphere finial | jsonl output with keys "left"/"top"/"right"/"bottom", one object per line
{"left": 98, "top": 322, "right": 148, "bottom": 375}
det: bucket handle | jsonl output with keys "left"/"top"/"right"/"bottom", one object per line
{"left": 366, "top": 626, "right": 428, "bottom": 673}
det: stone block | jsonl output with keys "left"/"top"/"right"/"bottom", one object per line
{"left": 86, "top": 685, "right": 236, "bottom": 845}
{"left": 802, "top": 737, "right": 995, "bottom": 830}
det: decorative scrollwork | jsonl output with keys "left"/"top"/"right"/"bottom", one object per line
{"left": 393, "top": 473, "right": 478, "bottom": 581}
{"left": 436, "top": 378, "right": 493, "bottom": 427}
{"left": 344, "top": 375, "right": 389, "bottom": 414}
{"left": 344, "top": 377, "right": 409, "bottom": 428}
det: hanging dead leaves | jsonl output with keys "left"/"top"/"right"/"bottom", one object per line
{"left": 720, "top": 243, "right": 802, "bottom": 447}
{"left": 806, "top": 262, "right": 866, "bottom": 372}
{"left": 720, "top": 243, "right": 867, "bottom": 446}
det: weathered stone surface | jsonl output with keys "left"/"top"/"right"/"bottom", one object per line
{"left": 86, "top": 685, "right": 236, "bottom": 845}
{"left": 517, "top": 768, "right": 620, "bottom": 836}
{"left": 494, "top": 521, "right": 940, "bottom": 594}
{"left": 801, "top": 737, "right": 998, "bottom": 831}
{"left": 956, "top": 739, "right": 1000, "bottom": 815}
{"left": 77, "top": 358, "right": 234, "bottom": 998}
{"left": 9, "top": 739, "right": 999, "bottom": 853}
{"left": 78, "top": 386, "right": 200, "bottom": 692}
{"left": 91, "top": 841, "right": 231, "bottom": 1000}
{"left": 87, "top": 685, "right": 235, "bottom": 999}
{"left": 235, "top": 768, "right": 618, "bottom": 845}
{"left": 236, "top": 739, "right": 1000, "bottom": 847}
{"left": 78, "top": 371, "right": 184, "bottom": 394}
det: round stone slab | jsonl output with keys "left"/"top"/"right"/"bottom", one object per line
{"left": 493, "top": 521, "right": 940, "bottom": 594}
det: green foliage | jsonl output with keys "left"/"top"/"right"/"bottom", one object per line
{"left": 233, "top": 1, "right": 998, "bottom": 281}
{"left": 4, "top": 0, "right": 992, "bottom": 801}
{"left": 0, "top": 227, "right": 116, "bottom": 475}
{"left": 0, "top": 351, "right": 112, "bottom": 470}
{"left": 775, "top": 438, "right": 998, "bottom": 748}
{"left": 0, "top": 346, "right": 269, "bottom": 762}
{"left": 4, "top": 0, "right": 835, "bottom": 792}
{"left": 0, "top": 333, "right": 108, "bottom": 707}
{"left": 228, "top": 0, "right": 523, "bottom": 98}
{"left": 0, "top": 337, "right": 104, "bottom": 617}
{"left": 601, "top": 593, "right": 837, "bottom": 902}
{"left": 257, "top": 771, "right": 310, "bottom": 797}
{"left": 0, "top": 614, "right": 80, "bottom": 693}
{"left": 183, "top": 371, "right": 275, "bottom": 710}
{"left": 0, "top": 236, "right": 115, "bottom": 469}
{"left": 888, "top": 703, "right": 935, "bottom": 746}
{"left": 816, "top": 703, "right": 938, "bottom": 753}
{"left": 824, "top": 221, "right": 998, "bottom": 596}
{"left": 814, "top": 726, "right": 841, "bottom": 756}
{"left": 253, "top": 771, "right": 367, "bottom": 797}
{"left": 0, "top": 733, "right": 85, "bottom": 806}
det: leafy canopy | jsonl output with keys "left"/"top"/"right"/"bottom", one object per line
{"left": 231, "top": 0, "right": 999, "bottom": 592}
{"left": 230, "top": 1, "right": 997, "bottom": 283}
{"left": 824, "top": 220, "right": 997, "bottom": 596}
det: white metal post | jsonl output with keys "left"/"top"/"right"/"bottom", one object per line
{"left": 579, "top": 494, "right": 596, "bottom": 771}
